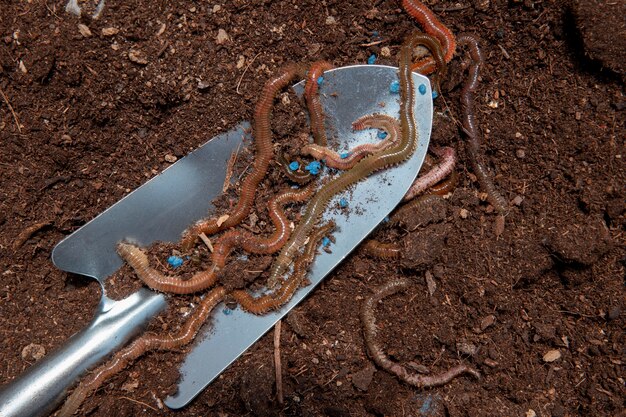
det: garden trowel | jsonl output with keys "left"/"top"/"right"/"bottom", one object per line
{"left": 0, "top": 64, "right": 433, "bottom": 417}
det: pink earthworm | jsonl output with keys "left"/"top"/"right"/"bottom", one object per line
{"left": 360, "top": 278, "right": 480, "bottom": 388}
{"left": 403, "top": 146, "right": 456, "bottom": 201}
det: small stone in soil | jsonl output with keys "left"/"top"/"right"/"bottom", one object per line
{"left": 351, "top": 364, "right": 376, "bottom": 391}
{"left": 216, "top": 29, "right": 229, "bottom": 44}
{"left": 21, "top": 343, "right": 46, "bottom": 361}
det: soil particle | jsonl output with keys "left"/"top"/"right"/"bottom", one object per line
{"left": 544, "top": 217, "right": 612, "bottom": 266}
{"left": 571, "top": 0, "right": 626, "bottom": 75}
{"left": 239, "top": 358, "right": 276, "bottom": 416}
{"left": 351, "top": 364, "right": 376, "bottom": 391}
{"left": 401, "top": 223, "right": 450, "bottom": 269}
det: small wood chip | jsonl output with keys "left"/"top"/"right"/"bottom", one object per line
{"left": 424, "top": 270, "right": 436, "bottom": 296}
{"left": 216, "top": 29, "right": 229, "bottom": 44}
{"left": 78, "top": 24, "right": 92, "bottom": 37}
{"left": 216, "top": 214, "right": 229, "bottom": 227}
{"left": 164, "top": 154, "right": 177, "bottom": 163}
{"left": 480, "top": 315, "right": 496, "bottom": 331}
{"left": 121, "top": 379, "right": 139, "bottom": 392}
{"left": 543, "top": 349, "right": 561, "bottom": 362}
{"left": 128, "top": 49, "right": 148, "bottom": 65}
{"left": 199, "top": 232, "right": 214, "bottom": 252}
{"left": 102, "top": 27, "right": 119, "bottom": 36}
{"left": 495, "top": 215, "right": 505, "bottom": 236}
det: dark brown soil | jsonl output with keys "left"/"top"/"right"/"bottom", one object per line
{"left": 1, "top": 1, "right": 624, "bottom": 417}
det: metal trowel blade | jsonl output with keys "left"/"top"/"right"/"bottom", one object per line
{"left": 166, "top": 65, "right": 433, "bottom": 408}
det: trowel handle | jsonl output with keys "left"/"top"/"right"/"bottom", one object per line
{"left": 0, "top": 289, "right": 166, "bottom": 417}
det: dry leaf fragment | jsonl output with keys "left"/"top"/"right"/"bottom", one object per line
{"left": 216, "top": 214, "right": 230, "bottom": 227}
{"left": 78, "top": 24, "right": 92, "bottom": 37}
{"left": 101, "top": 27, "right": 119, "bottom": 36}
{"left": 543, "top": 349, "right": 561, "bottom": 362}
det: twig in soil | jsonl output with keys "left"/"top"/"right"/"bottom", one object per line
{"left": 157, "top": 41, "right": 170, "bottom": 58}
{"left": 13, "top": 221, "right": 51, "bottom": 250}
{"left": 39, "top": 175, "right": 71, "bottom": 192}
{"left": 236, "top": 53, "right": 262, "bottom": 94}
{"left": 199, "top": 232, "right": 214, "bottom": 253}
{"left": 432, "top": 3, "right": 470, "bottom": 12}
{"left": 274, "top": 320, "right": 284, "bottom": 404}
{"left": 360, "top": 278, "right": 480, "bottom": 388}
{"left": 223, "top": 144, "right": 241, "bottom": 193}
{"left": 0, "top": 86, "right": 22, "bottom": 133}
{"left": 359, "top": 39, "right": 386, "bottom": 47}
{"left": 118, "top": 396, "right": 158, "bottom": 412}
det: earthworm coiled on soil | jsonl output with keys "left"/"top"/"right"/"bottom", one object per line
{"left": 118, "top": 185, "right": 316, "bottom": 294}
{"left": 181, "top": 63, "right": 308, "bottom": 250}
{"left": 233, "top": 222, "right": 335, "bottom": 314}
{"left": 302, "top": 114, "right": 401, "bottom": 170}
{"left": 277, "top": 153, "right": 314, "bottom": 184}
{"left": 266, "top": 36, "right": 419, "bottom": 289}
{"left": 403, "top": 146, "right": 456, "bottom": 201}
{"left": 402, "top": 0, "right": 456, "bottom": 65}
{"left": 360, "top": 278, "right": 480, "bottom": 388}
{"left": 57, "top": 286, "right": 226, "bottom": 417}
{"left": 118, "top": 242, "right": 220, "bottom": 294}
{"left": 305, "top": 61, "right": 334, "bottom": 147}
{"left": 457, "top": 34, "right": 508, "bottom": 217}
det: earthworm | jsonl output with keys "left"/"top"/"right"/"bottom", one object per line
{"left": 418, "top": 154, "right": 459, "bottom": 196}
{"left": 457, "top": 34, "right": 508, "bottom": 217}
{"left": 118, "top": 185, "right": 316, "bottom": 294}
{"left": 233, "top": 222, "right": 335, "bottom": 314}
{"left": 181, "top": 63, "right": 308, "bottom": 250}
{"left": 361, "top": 240, "right": 403, "bottom": 259}
{"left": 402, "top": 0, "right": 456, "bottom": 64}
{"left": 403, "top": 146, "right": 456, "bottom": 201}
{"left": 360, "top": 278, "right": 480, "bottom": 388}
{"left": 304, "top": 61, "right": 334, "bottom": 146}
{"left": 277, "top": 153, "right": 313, "bottom": 184}
{"left": 429, "top": 169, "right": 458, "bottom": 195}
{"left": 266, "top": 35, "right": 419, "bottom": 289}
{"left": 405, "top": 33, "right": 447, "bottom": 95}
{"left": 57, "top": 286, "right": 226, "bottom": 417}
{"left": 302, "top": 114, "right": 401, "bottom": 170}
